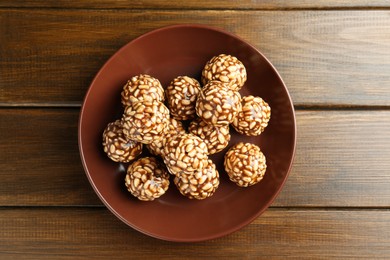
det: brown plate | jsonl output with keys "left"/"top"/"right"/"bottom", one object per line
{"left": 78, "top": 24, "right": 296, "bottom": 242}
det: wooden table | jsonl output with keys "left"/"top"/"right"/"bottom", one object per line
{"left": 1, "top": 1, "right": 390, "bottom": 258}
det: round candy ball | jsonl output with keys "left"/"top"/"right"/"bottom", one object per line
{"left": 202, "top": 54, "right": 247, "bottom": 91}
{"left": 146, "top": 117, "right": 186, "bottom": 157}
{"left": 121, "top": 74, "right": 165, "bottom": 106}
{"left": 232, "top": 95, "right": 271, "bottom": 136}
{"left": 163, "top": 133, "right": 209, "bottom": 175}
{"left": 196, "top": 81, "right": 242, "bottom": 126}
{"left": 102, "top": 119, "right": 142, "bottom": 163}
{"left": 122, "top": 101, "right": 170, "bottom": 144}
{"left": 174, "top": 159, "right": 219, "bottom": 200}
{"left": 166, "top": 76, "right": 201, "bottom": 121}
{"left": 224, "top": 142, "right": 266, "bottom": 187}
{"left": 125, "top": 157, "right": 170, "bottom": 201}
{"left": 188, "top": 117, "right": 230, "bottom": 155}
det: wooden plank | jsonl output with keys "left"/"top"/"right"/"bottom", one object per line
{"left": 274, "top": 110, "right": 390, "bottom": 207}
{"left": 0, "top": 0, "right": 389, "bottom": 9}
{"left": 0, "top": 208, "right": 389, "bottom": 258}
{"left": 0, "top": 108, "right": 100, "bottom": 206}
{"left": 1, "top": 109, "right": 390, "bottom": 207}
{"left": 1, "top": 10, "right": 390, "bottom": 106}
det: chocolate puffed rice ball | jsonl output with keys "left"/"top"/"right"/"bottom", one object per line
{"left": 121, "top": 74, "right": 165, "bottom": 106}
{"left": 122, "top": 100, "right": 170, "bottom": 144}
{"left": 125, "top": 157, "right": 170, "bottom": 201}
{"left": 102, "top": 119, "right": 143, "bottom": 163}
{"left": 224, "top": 142, "right": 266, "bottom": 187}
{"left": 146, "top": 117, "right": 186, "bottom": 157}
{"left": 174, "top": 159, "right": 219, "bottom": 200}
{"left": 202, "top": 54, "right": 247, "bottom": 91}
{"left": 232, "top": 95, "right": 271, "bottom": 136}
{"left": 163, "top": 133, "right": 209, "bottom": 175}
{"left": 166, "top": 76, "right": 201, "bottom": 121}
{"left": 196, "top": 80, "right": 242, "bottom": 126}
{"left": 189, "top": 117, "right": 230, "bottom": 155}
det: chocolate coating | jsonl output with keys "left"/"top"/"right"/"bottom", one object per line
{"left": 195, "top": 81, "right": 242, "bottom": 126}
{"left": 224, "top": 142, "right": 266, "bottom": 187}
{"left": 102, "top": 119, "right": 143, "bottom": 163}
{"left": 202, "top": 54, "right": 247, "bottom": 91}
{"left": 232, "top": 95, "right": 271, "bottom": 136}
{"left": 125, "top": 157, "right": 170, "bottom": 201}
{"left": 166, "top": 76, "right": 201, "bottom": 121}
{"left": 121, "top": 74, "right": 165, "bottom": 106}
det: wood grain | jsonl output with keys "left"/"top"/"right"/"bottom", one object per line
{"left": 274, "top": 110, "right": 390, "bottom": 207}
{"left": 1, "top": 109, "right": 389, "bottom": 207}
{"left": 1, "top": 10, "right": 390, "bottom": 106}
{"left": 0, "top": 208, "right": 389, "bottom": 259}
{"left": 0, "top": 108, "right": 100, "bottom": 206}
{"left": 0, "top": 0, "right": 389, "bottom": 9}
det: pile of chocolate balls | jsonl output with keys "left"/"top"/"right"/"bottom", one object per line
{"left": 102, "top": 54, "right": 271, "bottom": 201}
